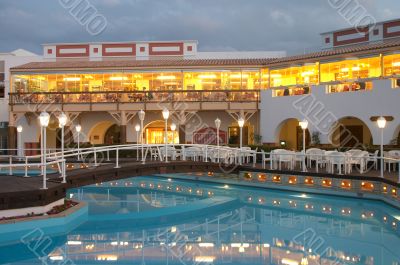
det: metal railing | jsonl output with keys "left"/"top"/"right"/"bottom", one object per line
{"left": 9, "top": 90, "right": 260, "bottom": 105}
{"left": 0, "top": 144, "right": 399, "bottom": 190}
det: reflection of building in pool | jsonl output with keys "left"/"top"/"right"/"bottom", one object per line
{"left": 60, "top": 180, "right": 399, "bottom": 265}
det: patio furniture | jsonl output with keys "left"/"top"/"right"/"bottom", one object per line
{"left": 366, "top": 150, "right": 379, "bottom": 169}
{"left": 346, "top": 150, "right": 368, "bottom": 173}
{"left": 327, "top": 151, "right": 347, "bottom": 174}
{"left": 385, "top": 150, "right": 400, "bottom": 172}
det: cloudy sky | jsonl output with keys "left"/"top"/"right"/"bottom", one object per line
{"left": 0, "top": 0, "right": 398, "bottom": 55}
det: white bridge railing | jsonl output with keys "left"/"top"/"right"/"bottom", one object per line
{"left": 0, "top": 144, "right": 399, "bottom": 189}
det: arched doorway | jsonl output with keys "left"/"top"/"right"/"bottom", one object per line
{"left": 144, "top": 120, "right": 179, "bottom": 144}
{"left": 330, "top": 117, "right": 372, "bottom": 148}
{"left": 104, "top": 124, "right": 121, "bottom": 145}
{"left": 275, "top": 118, "right": 310, "bottom": 150}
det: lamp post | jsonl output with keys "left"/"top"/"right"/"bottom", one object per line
{"left": 17, "top": 125, "right": 23, "bottom": 158}
{"left": 135, "top": 124, "right": 141, "bottom": 161}
{"left": 377, "top": 116, "right": 386, "bottom": 179}
{"left": 170, "top": 123, "right": 176, "bottom": 146}
{"left": 299, "top": 119, "right": 309, "bottom": 172}
{"left": 215, "top": 118, "right": 221, "bottom": 162}
{"left": 58, "top": 113, "right": 68, "bottom": 183}
{"left": 76, "top": 124, "right": 82, "bottom": 161}
{"left": 39, "top": 112, "right": 50, "bottom": 189}
{"left": 162, "top": 108, "right": 170, "bottom": 162}
{"left": 139, "top": 109, "right": 145, "bottom": 163}
{"left": 238, "top": 117, "right": 245, "bottom": 165}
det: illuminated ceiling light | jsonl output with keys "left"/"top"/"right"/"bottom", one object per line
{"left": 270, "top": 73, "right": 282, "bottom": 78}
{"left": 392, "top": 61, "right": 400, "bottom": 67}
{"left": 156, "top": 75, "right": 176, "bottom": 80}
{"left": 63, "top": 77, "right": 80, "bottom": 81}
{"left": 109, "top": 76, "right": 128, "bottom": 81}
{"left": 352, "top": 66, "right": 360, "bottom": 71}
{"left": 198, "top": 74, "right": 217, "bottom": 79}
{"left": 84, "top": 75, "right": 93, "bottom": 79}
{"left": 229, "top": 74, "right": 249, "bottom": 79}
{"left": 201, "top": 81, "right": 217, "bottom": 84}
{"left": 340, "top": 67, "right": 349, "bottom": 72}
{"left": 301, "top": 70, "right": 315, "bottom": 77}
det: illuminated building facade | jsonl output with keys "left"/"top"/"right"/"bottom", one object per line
{"left": 6, "top": 18, "right": 400, "bottom": 151}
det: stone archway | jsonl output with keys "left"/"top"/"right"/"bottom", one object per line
{"left": 329, "top": 116, "right": 373, "bottom": 148}
{"left": 275, "top": 118, "right": 310, "bottom": 150}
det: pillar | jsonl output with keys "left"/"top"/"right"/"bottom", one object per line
{"left": 8, "top": 112, "right": 17, "bottom": 155}
{"left": 120, "top": 111, "right": 127, "bottom": 144}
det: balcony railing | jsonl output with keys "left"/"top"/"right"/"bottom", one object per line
{"left": 9, "top": 90, "right": 260, "bottom": 105}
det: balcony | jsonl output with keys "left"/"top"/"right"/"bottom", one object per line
{"left": 9, "top": 90, "right": 260, "bottom": 112}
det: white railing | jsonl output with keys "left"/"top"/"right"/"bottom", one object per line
{"left": 0, "top": 144, "right": 399, "bottom": 190}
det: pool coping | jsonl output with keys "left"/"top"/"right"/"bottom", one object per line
{"left": 0, "top": 160, "right": 399, "bottom": 214}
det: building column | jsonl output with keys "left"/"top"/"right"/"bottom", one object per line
{"left": 7, "top": 112, "right": 18, "bottom": 155}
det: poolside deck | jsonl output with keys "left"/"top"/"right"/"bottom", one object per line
{"left": 0, "top": 159, "right": 399, "bottom": 211}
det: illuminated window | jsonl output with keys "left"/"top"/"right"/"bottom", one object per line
{"left": 272, "top": 86, "right": 311, "bottom": 97}
{"left": 270, "top": 63, "right": 318, "bottom": 88}
{"left": 392, "top": 78, "right": 400, "bottom": 88}
{"left": 327, "top": 81, "right": 373, "bottom": 93}
{"left": 383, "top": 53, "right": 400, "bottom": 77}
{"left": 320, "top": 56, "right": 381, "bottom": 82}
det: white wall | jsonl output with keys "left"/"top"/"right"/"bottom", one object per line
{"left": 260, "top": 79, "right": 400, "bottom": 145}
{"left": 0, "top": 52, "right": 41, "bottom": 122}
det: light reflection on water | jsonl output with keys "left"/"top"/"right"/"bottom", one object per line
{"left": 1, "top": 175, "right": 400, "bottom": 265}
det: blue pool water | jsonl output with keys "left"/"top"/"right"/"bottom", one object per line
{"left": 0, "top": 174, "right": 399, "bottom": 265}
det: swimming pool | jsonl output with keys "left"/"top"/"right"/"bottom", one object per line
{"left": 0, "top": 174, "right": 399, "bottom": 265}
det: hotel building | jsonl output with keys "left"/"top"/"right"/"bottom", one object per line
{"left": 6, "top": 18, "right": 400, "bottom": 152}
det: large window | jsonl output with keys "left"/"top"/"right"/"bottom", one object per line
{"left": 383, "top": 53, "right": 400, "bottom": 77}
{"left": 320, "top": 56, "right": 381, "bottom": 83}
{"left": 327, "top": 81, "right": 373, "bottom": 94}
{"left": 269, "top": 63, "right": 318, "bottom": 88}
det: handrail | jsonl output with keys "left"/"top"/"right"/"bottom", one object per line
{"left": 1, "top": 144, "right": 399, "bottom": 190}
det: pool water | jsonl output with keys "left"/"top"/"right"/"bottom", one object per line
{"left": 0, "top": 175, "right": 399, "bottom": 265}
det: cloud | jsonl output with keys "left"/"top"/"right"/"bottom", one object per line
{"left": 0, "top": 0, "right": 397, "bottom": 54}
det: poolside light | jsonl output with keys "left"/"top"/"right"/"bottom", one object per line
{"left": 16, "top": 125, "right": 24, "bottom": 160}
{"left": 58, "top": 112, "right": 68, "bottom": 183}
{"left": 215, "top": 118, "right": 221, "bottom": 162}
{"left": 238, "top": 117, "right": 245, "bottom": 161}
{"left": 377, "top": 116, "right": 386, "bottom": 129}
{"left": 299, "top": 119, "right": 308, "bottom": 172}
{"left": 135, "top": 124, "right": 141, "bottom": 161}
{"left": 75, "top": 124, "right": 82, "bottom": 161}
{"left": 377, "top": 116, "right": 386, "bottom": 179}
{"left": 162, "top": 108, "right": 169, "bottom": 162}
{"left": 138, "top": 109, "right": 145, "bottom": 163}
{"left": 170, "top": 123, "right": 176, "bottom": 146}
{"left": 39, "top": 112, "right": 50, "bottom": 189}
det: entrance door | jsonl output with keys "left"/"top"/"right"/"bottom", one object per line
{"left": 340, "top": 125, "right": 363, "bottom": 147}
{"left": 228, "top": 126, "right": 248, "bottom": 145}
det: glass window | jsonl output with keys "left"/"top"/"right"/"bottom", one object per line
{"left": 152, "top": 72, "right": 182, "bottom": 91}
{"left": 184, "top": 72, "right": 222, "bottom": 90}
{"left": 327, "top": 81, "right": 373, "bottom": 93}
{"left": 320, "top": 56, "right": 381, "bottom": 82}
{"left": 270, "top": 64, "right": 318, "bottom": 88}
{"left": 272, "top": 86, "right": 311, "bottom": 97}
{"left": 383, "top": 54, "right": 400, "bottom": 77}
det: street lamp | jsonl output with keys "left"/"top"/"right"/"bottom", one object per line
{"left": 162, "top": 108, "right": 170, "bottom": 162}
{"left": 58, "top": 113, "right": 68, "bottom": 183}
{"left": 215, "top": 118, "right": 221, "bottom": 162}
{"left": 238, "top": 117, "right": 245, "bottom": 149}
{"left": 17, "top": 125, "right": 23, "bottom": 157}
{"left": 139, "top": 109, "right": 145, "bottom": 163}
{"left": 238, "top": 117, "right": 245, "bottom": 165}
{"left": 76, "top": 124, "right": 82, "bottom": 161}
{"left": 377, "top": 116, "right": 386, "bottom": 178}
{"left": 135, "top": 124, "right": 141, "bottom": 161}
{"left": 39, "top": 112, "right": 50, "bottom": 189}
{"left": 299, "top": 119, "right": 309, "bottom": 172}
{"left": 170, "top": 123, "right": 176, "bottom": 147}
